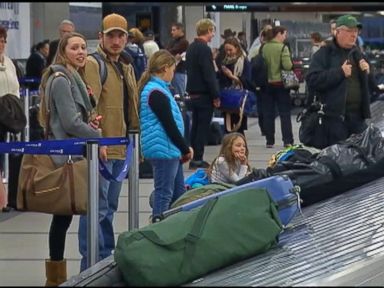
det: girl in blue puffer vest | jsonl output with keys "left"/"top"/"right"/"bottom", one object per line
{"left": 138, "top": 50, "right": 193, "bottom": 222}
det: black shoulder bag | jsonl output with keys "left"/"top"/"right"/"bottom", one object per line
{"left": 296, "top": 94, "right": 348, "bottom": 149}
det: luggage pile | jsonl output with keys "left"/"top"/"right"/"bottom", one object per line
{"left": 115, "top": 124, "right": 384, "bottom": 287}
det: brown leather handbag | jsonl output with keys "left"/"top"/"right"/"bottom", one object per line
{"left": 17, "top": 154, "right": 88, "bottom": 215}
{"left": 17, "top": 68, "right": 88, "bottom": 215}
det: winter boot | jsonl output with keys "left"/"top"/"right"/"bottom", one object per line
{"left": 45, "top": 259, "right": 67, "bottom": 286}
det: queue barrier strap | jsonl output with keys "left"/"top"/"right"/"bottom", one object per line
{"left": 0, "top": 136, "right": 134, "bottom": 182}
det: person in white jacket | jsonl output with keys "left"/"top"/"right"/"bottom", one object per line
{"left": 0, "top": 25, "right": 20, "bottom": 211}
{"left": 0, "top": 25, "right": 20, "bottom": 98}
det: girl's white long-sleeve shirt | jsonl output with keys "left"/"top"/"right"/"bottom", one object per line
{"left": 210, "top": 156, "right": 249, "bottom": 184}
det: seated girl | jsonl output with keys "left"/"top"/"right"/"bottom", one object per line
{"left": 209, "top": 132, "right": 252, "bottom": 184}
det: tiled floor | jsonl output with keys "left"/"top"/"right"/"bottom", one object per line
{"left": 0, "top": 116, "right": 298, "bottom": 286}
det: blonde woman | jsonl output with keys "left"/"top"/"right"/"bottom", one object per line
{"left": 39, "top": 32, "right": 101, "bottom": 286}
{"left": 138, "top": 49, "right": 193, "bottom": 222}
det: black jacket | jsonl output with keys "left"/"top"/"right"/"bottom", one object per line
{"left": 306, "top": 40, "right": 371, "bottom": 119}
{"left": 47, "top": 39, "right": 59, "bottom": 66}
{"left": 186, "top": 38, "right": 219, "bottom": 105}
{"left": 26, "top": 51, "right": 46, "bottom": 89}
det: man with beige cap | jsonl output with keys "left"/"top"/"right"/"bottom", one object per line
{"left": 78, "top": 13, "right": 139, "bottom": 271}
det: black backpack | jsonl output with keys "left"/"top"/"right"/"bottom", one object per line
{"left": 124, "top": 45, "right": 147, "bottom": 81}
{"left": 0, "top": 94, "right": 27, "bottom": 134}
{"left": 251, "top": 44, "right": 268, "bottom": 89}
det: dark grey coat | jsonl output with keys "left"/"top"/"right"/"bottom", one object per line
{"left": 45, "top": 65, "right": 101, "bottom": 166}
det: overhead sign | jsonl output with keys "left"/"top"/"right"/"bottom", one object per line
{"left": 206, "top": 3, "right": 384, "bottom": 12}
{"left": 0, "top": 2, "right": 30, "bottom": 59}
{"left": 206, "top": 4, "right": 251, "bottom": 12}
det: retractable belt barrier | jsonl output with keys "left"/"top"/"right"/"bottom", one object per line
{"left": 0, "top": 135, "right": 139, "bottom": 268}
{"left": 0, "top": 137, "right": 134, "bottom": 182}
{"left": 19, "top": 77, "right": 41, "bottom": 85}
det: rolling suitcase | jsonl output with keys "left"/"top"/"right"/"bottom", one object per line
{"left": 163, "top": 175, "right": 300, "bottom": 227}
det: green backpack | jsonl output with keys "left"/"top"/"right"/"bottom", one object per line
{"left": 114, "top": 187, "right": 283, "bottom": 286}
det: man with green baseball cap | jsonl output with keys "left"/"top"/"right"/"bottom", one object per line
{"left": 336, "top": 14, "right": 362, "bottom": 29}
{"left": 336, "top": 14, "right": 364, "bottom": 50}
{"left": 305, "top": 14, "right": 371, "bottom": 148}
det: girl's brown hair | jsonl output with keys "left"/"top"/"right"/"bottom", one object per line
{"left": 208, "top": 132, "right": 251, "bottom": 176}
{"left": 137, "top": 49, "right": 176, "bottom": 96}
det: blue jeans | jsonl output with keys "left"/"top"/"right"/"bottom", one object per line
{"left": 171, "top": 72, "right": 186, "bottom": 97}
{"left": 78, "top": 159, "right": 125, "bottom": 271}
{"left": 151, "top": 158, "right": 186, "bottom": 218}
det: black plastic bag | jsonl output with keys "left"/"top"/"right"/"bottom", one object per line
{"left": 299, "top": 124, "right": 384, "bottom": 205}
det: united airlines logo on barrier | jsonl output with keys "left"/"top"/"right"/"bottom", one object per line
{"left": 26, "top": 142, "right": 42, "bottom": 148}
{"left": 11, "top": 147, "right": 24, "bottom": 153}
{"left": 49, "top": 149, "right": 64, "bottom": 154}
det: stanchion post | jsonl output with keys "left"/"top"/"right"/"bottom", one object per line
{"left": 23, "top": 88, "right": 30, "bottom": 142}
{"left": 3, "top": 132, "right": 10, "bottom": 183}
{"left": 128, "top": 132, "right": 140, "bottom": 230}
{"left": 86, "top": 140, "right": 99, "bottom": 268}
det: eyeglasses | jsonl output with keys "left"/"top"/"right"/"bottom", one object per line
{"left": 339, "top": 28, "right": 359, "bottom": 33}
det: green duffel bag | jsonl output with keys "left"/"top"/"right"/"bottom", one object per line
{"left": 170, "top": 182, "right": 234, "bottom": 209}
{"left": 114, "top": 187, "right": 283, "bottom": 286}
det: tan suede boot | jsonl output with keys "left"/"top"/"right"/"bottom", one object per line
{"left": 45, "top": 259, "right": 67, "bottom": 286}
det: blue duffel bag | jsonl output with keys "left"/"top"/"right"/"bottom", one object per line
{"left": 219, "top": 87, "right": 256, "bottom": 116}
{"left": 164, "top": 175, "right": 300, "bottom": 227}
